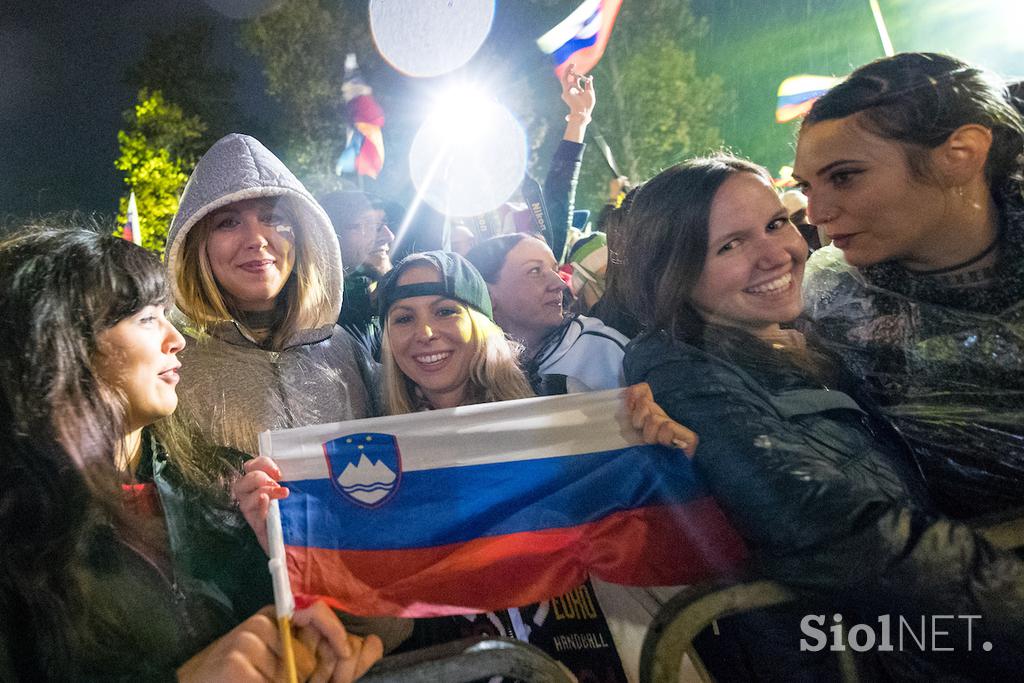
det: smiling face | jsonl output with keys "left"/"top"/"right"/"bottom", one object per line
{"left": 93, "top": 305, "right": 186, "bottom": 433}
{"left": 204, "top": 198, "right": 297, "bottom": 311}
{"left": 385, "top": 265, "right": 475, "bottom": 410}
{"left": 487, "top": 237, "right": 566, "bottom": 348}
{"left": 338, "top": 208, "right": 387, "bottom": 272}
{"left": 690, "top": 172, "right": 807, "bottom": 337}
{"left": 793, "top": 115, "right": 950, "bottom": 268}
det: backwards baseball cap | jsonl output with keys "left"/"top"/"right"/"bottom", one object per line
{"left": 378, "top": 250, "right": 494, "bottom": 322}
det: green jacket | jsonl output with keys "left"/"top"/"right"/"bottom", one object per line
{"left": 0, "top": 431, "right": 268, "bottom": 681}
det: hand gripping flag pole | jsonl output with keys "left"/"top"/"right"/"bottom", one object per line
{"left": 268, "top": 499, "right": 298, "bottom": 683}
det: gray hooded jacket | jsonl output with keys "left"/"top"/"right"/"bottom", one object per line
{"left": 166, "top": 133, "right": 376, "bottom": 457}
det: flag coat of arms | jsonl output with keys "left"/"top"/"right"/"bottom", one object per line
{"left": 260, "top": 389, "right": 746, "bottom": 617}
{"left": 537, "top": 0, "right": 623, "bottom": 79}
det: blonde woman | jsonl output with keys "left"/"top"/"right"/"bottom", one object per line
{"left": 378, "top": 252, "right": 533, "bottom": 413}
{"left": 164, "top": 133, "right": 409, "bottom": 651}
{"left": 236, "top": 251, "right": 693, "bottom": 681}
{"left": 164, "top": 133, "right": 375, "bottom": 477}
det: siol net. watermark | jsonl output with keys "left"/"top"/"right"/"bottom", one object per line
{"left": 800, "top": 613, "right": 993, "bottom": 653}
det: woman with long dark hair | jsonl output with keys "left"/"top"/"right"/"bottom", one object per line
{"left": 793, "top": 52, "right": 1024, "bottom": 519}
{"left": 619, "top": 155, "right": 1023, "bottom": 676}
{"left": 0, "top": 227, "right": 379, "bottom": 681}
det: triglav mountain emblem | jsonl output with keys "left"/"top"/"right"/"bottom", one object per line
{"left": 323, "top": 433, "right": 402, "bottom": 508}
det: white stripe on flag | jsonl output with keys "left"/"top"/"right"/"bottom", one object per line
{"left": 576, "top": 10, "right": 602, "bottom": 39}
{"left": 536, "top": 0, "right": 602, "bottom": 54}
{"left": 260, "top": 389, "right": 643, "bottom": 482}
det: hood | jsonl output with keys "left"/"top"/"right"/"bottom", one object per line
{"left": 165, "top": 133, "right": 343, "bottom": 327}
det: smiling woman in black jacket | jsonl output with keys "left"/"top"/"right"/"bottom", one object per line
{"left": 618, "top": 155, "right": 1024, "bottom": 677}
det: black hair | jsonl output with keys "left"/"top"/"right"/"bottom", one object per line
{"left": 0, "top": 226, "right": 170, "bottom": 678}
{"left": 465, "top": 233, "right": 532, "bottom": 283}
{"left": 804, "top": 52, "right": 1024, "bottom": 197}
{"left": 590, "top": 191, "right": 643, "bottom": 337}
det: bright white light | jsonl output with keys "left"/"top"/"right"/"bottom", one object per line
{"left": 409, "top": 91, "right": 527, "bottom": 218}
{"left": 370, "top": 0, "right": 495, "bottom": 78}
{"left": 427, "top": 87, "right": 492, "bottom": 141}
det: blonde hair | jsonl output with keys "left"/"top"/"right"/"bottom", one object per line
{"left": 174, "top": 197, "right": 332, "bottom": 350}
{"left": 381, "top": 306, "right": 533, "bottom": 415}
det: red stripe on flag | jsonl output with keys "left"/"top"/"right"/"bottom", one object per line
{"left": 287, "top": 500, "right": 747, "bottom": 617}
{"left": 348, "top": 94, "right": 385, "bottom": 127}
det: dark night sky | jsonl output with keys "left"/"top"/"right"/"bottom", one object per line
{"left": 1, "top": 0, "right": 276, "bottom": 219}
{"left": 3, "top": 0, "right": 1022, "bottom": 221}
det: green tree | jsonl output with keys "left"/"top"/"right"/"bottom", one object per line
{"left": 544, "top": 0, "right": 733, "bottom": 217}
{"left": 124, "top": 18, "right": 238, "bottom": 146}
{"left": 113, "top": 89, "right": 206, "bottom": 255}
{"left": 241, "top": 0, "right": 366, "bottom": 194}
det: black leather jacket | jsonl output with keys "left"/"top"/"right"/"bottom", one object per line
{"left": 625, "top": 330, "right": 1024, "bottom": 673}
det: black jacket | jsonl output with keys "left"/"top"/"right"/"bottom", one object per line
{"left": 625, "top": 331, "right": 1024, "bottom": 674}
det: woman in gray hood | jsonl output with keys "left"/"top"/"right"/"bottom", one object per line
{"left": 165, "top": 133, "right": 375, "bottom": 465}
{"left": 164, "top": 133, "right": 410, "bottom": 651}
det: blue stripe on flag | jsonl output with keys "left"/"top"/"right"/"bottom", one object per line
{"left": 551, "top": 33, "right": 599, "bottom": 66}
{"left": 776, "top": 90, "right": 830, "bottom": 108}
{"left": 280, "top": 444, "right": 709, "bottom": 551}
{"left": 335, "top": 131, "right": 364, "bottom": 176}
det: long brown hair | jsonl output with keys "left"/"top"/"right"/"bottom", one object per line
{"left": 175, "top": 196, "right": 332, "bottom": 349}
{"left": 619, "top": 155, "right": 836, "bottom": 385}
{"left": 620, "top": 155, "right": 772, "bottom": 343}
{"left": 0, "top": 226, "right": 171, "bottom": 678}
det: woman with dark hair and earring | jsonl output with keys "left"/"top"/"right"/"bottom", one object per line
{"left": 0, "top": 227, "right": 380, "bottom": 681}
{"left": 620, "top": 155, "right": 1024, "bottom": 677}
{"left": 793, "top": 52, "right": 1024, "bottom": 521}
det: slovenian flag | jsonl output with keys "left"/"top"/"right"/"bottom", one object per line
{"left": 775, "top": 74, "right": 842, "bottom": 123}
{"left": 537, "top": 0, "right": 623, "bottom": 79}
{"left": 260, "top": 389, "right": 747, "bottom": 618}
{"left": 336, "top": 53, "right": 385, "bottom": 179}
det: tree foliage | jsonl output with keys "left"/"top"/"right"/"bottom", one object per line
{"left": 123, "top": 18, "right": 238, "bottom": 146}
{"left": 113, "top": 89, "right": 206, "bottom": 255}
{"left": 241, "top": 0, "right": 364, "bottom": 194}
{"left": 561, "top": 0, "right": 733, "bottom": 217}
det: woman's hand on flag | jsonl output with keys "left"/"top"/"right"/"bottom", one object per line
{"left": 625, "top": 382, "right": 699, "bottom": 457}
{"left": 233, "top": 455, "right": 289, "bottom": 554}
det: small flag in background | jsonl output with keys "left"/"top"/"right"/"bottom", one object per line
{"left": 261, "top": 389, "right": 747, "bottom": 618}
{"left": 775, "top": 74, "right": 842, "bottom": 123}
{"left": 537, "top": 0, "right": 623, "bottom": 79}
{"left": 336, "top": 54, "right": 385, "bottom": 179}
{"left": 122, "top": 192, "right": 142, "bottom": 245}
